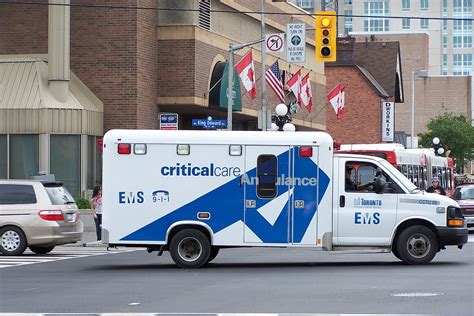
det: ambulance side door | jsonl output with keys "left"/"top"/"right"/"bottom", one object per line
{"left": 336, "top": 158, "right": 400, "bottom": 246}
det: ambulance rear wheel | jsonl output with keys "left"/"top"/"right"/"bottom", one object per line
{"left": 397, "top": 225, "right": 438, "bottom": 265}
{"left": 207, "top": 247, "right": 220, "bottom": 263}
{"left": 170, "top": 229, "right": 210, "bottom": 268}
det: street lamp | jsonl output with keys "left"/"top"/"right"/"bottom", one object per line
{"left": 272, "top": 104, "right": 295, "bottom": 131}
{"left": 432, "top": 137, "right": 445, "bottom": 156}
{"left": 410, "top": 70, "right": 429, "bottom": 148}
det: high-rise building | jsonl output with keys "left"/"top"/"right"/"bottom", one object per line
{"left": 348, "top": 0, "right": 473, "bottom": 76}
{"left": 291, "top": 0, "right": 472, "bottom": 76}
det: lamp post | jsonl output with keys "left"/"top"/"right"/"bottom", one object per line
{"left": 432, "top": 137, "right": 445, "bottom": 156}
{"left": 271, "top": 104, "right": 295, "bottom": 131}
{"left": 410, "top": 70, "right": 429, "bottom": 148}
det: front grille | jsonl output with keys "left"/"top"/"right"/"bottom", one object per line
{"left": 462, "top": 207, "right": 474, "bottom": 215}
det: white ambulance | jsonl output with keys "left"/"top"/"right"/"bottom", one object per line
{"left": 102, "top": 130, "right": 468, "bottom": 268}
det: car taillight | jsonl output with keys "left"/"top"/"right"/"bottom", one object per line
{"left": 38, "top": 210, "right": 64, "bottom": 221}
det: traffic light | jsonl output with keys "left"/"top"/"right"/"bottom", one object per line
{"left": 315, "top": 11, "right": 337, "bottom": 62}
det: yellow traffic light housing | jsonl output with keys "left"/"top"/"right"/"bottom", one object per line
{"left": 315, "top": 11, "right": 337, "bottom": 62}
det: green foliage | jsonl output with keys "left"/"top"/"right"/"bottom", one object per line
{"left": 418, "top": 111, "right": 474, "bottom": 169}
{"left": 75, "top": 197, "right": 91, "bottom": 209}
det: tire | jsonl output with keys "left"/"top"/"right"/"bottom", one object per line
{"left": 391, "top": 246, "right": 402, "bottom": 261}
{"left": 396, "top": 225, "right": 438, "bottom": 265}
{"left": 29, "top": 246, "right": 55, "bottom": 255}
{"left": 207, "top": 247, "right": 220, "bottom": 263}
{"left": 169, "top": 229, "right": 210, "bottom": 268}
{"left": 0, "top": 226, "right": 27, "bottom": 256}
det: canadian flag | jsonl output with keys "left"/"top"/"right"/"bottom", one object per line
{"left": 299, "top": 73, "right": 313, "bottom": 112}
{"left": 328, "top": 83, "right": 345, "bottom": 120}
{"left": 286, "top": 69, "right": 301, "bottom": 105}
{"left": 235, "top": 51, "right": 256, "bottom": 99}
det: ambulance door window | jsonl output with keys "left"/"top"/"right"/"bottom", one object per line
{"left": 257, "top": 155, "right": 277, "bottom": 198}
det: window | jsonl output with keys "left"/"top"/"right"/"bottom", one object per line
{"left": 420, "top": 0, "right": 429, "bottom": 10}
{"left": 44, "top": 184, "right": 75, "bottom": 205}
{"left": 402, "top": 18, "right": 411, "bottom": 29}
{"left": 443, "top": 35, "right": 448, "bottom": 48}
{"left": 443, "top": 20, "right": 448, "bottom": 32}
{"left": 453, "top": 53, "right": 472, "bottom": 75}
{"left": 0, "top": 184, "right": 37, "bottom": 205}
{"left": 297, "top": 0, "right": 314, "bottom": 8}
{"left": 443, "top": 0, "right": 448, "bottom": 15}
{"left": 402, "top": 0, "right": 410, "bottom": 11}
{"left": 50, "top": 135, "right": 81, "bottom": 198}
{"left": 453, "top": 20, "right": 473, "bottom": 48}
{"left": 420, "top": 18, "right": 429, "bottom": 28}
{"left": 345, "top": 10, "right": 353, "bottom": 34}
{"left": 0, "top": 135, "right": 6, "bottom": 179}
{"left": 9, "top": 134, "right": 39, "bottom": 180}
{"left": 87, "top": 136, "right": 102, "bottom": 191}
{"left": 257, "top": 155, "right": 277, "bottom": 198}
{"left": 442, "top": 54, "right": 448, "bottom": 74}
{"left": 346, "top": 162, "right": 401, "bottom": 193}
{"left": 364, "top": 1, "right": 389, "bottom": 32}
{"left": 402, "top": 165, "right": 408, "bottom": 177}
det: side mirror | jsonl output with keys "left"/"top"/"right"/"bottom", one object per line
{"left": 374, "top": 177, "right": 387, "bottom": 194}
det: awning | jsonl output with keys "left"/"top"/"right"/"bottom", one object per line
{"left": 0, "top": 55, "right": 103, "bottom": 135}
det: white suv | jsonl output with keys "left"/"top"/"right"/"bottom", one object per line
{"left": 0, "top": 180, "right": 83, "bottom": 255}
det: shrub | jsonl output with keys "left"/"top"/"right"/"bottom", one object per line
{"left": 75, "top": 197, "right": 91, "bottom": 209}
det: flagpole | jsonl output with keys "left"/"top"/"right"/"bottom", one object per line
{"left": 260, "top": 0, "right": 267, "bottom": 131}
{"left": 227, "top": 45, "right": 234, "bottom": 131}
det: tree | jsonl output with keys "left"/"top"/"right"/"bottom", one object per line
{"left": 418, "top": 112, "right": 474, "bottom": 172}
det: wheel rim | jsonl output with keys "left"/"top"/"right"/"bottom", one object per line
{"left": 2, "top": 231, "right": 21, "bottom": 252}
{"left": 177, "top": 237, "right": 202, "bottom": 262}
{"left": 407, "top": 233, "right": 431, "bottom": 258}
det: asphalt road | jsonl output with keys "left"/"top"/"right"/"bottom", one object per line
{"left": 0, "top": 241, "right": 473, "bottom": 315}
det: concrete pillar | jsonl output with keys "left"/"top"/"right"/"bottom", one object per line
{"left": 38, "top": 134, "right": 50, "bottom": 174}
{"left": 48, "top": 0, "right": 70, "bottom": 103}
{"left": 81, "top": 135, "right": 88, "bottom": 197}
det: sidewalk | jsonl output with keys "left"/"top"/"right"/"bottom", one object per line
{"left": 69, "top": 209, "right": 105, "bottom": 247}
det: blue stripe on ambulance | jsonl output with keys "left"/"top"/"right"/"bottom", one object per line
{"left": 121, "top": 149, "right": 330, "bottom": 243}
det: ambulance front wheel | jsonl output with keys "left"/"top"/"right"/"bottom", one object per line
{"left": 396, "top": 225, "right": 438, "bottom": 265}
{"left": 169, "top": 229, "right": 211, "bottom": 268}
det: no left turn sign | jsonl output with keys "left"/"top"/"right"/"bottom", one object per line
{"left": 265, "top": 33, "right": 285, "bottom": 53}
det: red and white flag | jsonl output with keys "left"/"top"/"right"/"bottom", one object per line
{"left": 235, "top": 51, "right": 256, "bottom": 99}
{"left": 286, "top": 69, "right": 301, "bottom": 105}
{"left": 299, "top": 73, "right": 313, "bottom": 112}
{"left": 265, "top": 60, "right": 285, "bottom": 103}
{"left": 328, "top": 83, "right": 345, "bottom": 120}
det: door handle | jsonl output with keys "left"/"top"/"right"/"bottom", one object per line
{"left": 340, "top": 195, "right": 345, "bottom": 207}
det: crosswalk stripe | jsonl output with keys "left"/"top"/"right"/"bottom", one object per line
{"left": 0, "top": 246, "right": 135, "bottom": 269}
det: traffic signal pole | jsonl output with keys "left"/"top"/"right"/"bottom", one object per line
{"left": 260, "top": 0, "right": 268, "bottom": 131}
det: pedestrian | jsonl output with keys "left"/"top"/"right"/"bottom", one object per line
{"left": 91, "top": 186, "right": 103, "bottom": 241}
{"left": 426, "top": 177, "right": 446, "bottom": 196}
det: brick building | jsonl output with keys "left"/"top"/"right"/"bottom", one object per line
{"left": 353, "top": 33, "right": 473, "bottom": 139}
{"left": 0, "top": 0, "right": 326, "bottom": 196}
{"left": 325, "top": 38, "right": 404, "bottom": 144}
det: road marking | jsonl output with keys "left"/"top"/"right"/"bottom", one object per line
{"left": 0, "top": 246, "right": 135, "bottom": 269}
{"left": 391, "top": 292, "right": 443, "bottom": 297}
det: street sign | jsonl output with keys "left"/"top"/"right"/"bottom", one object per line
{"left": 286, "top": 23, "right": 306, "bottom": 63}
{"left": 192, "top": 118, "right": 228, "bottom": 129}
{"left": 265, "top": 33, "right": 285, "bottom": 53}
{"left": 160, "top": 113, "right": 178, "bottom": 130}
{"left": 381, "top": 102, "right": 394, "bottom": 142}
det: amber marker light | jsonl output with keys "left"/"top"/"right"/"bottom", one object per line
{"left": 448, "top": 219, "right": 464, "bottom": 227}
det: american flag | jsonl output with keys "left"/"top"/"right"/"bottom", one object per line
{"left": 265, "top": 61, "right": 285, "bottom": 103}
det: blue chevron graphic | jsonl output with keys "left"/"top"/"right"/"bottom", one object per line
{"left": 121, "top": 149, "right": 330, "bottom": 243}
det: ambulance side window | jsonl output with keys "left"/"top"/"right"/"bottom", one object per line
{"left": 257, "top": 155, "right": 277, "bottom": 198}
